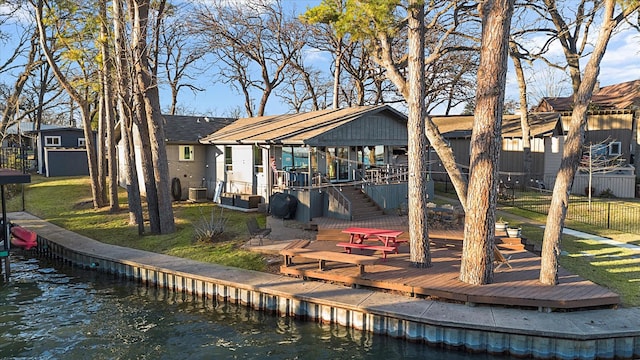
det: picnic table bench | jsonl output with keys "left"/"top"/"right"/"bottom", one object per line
{"left": 338, "top": 227, "right": 406, "bottom": 259}
{"left": 280, "top": 248, "right": 378, "bottom": 275}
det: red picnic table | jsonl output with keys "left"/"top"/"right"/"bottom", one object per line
{"left": 337, "top": 227, "right": 406, "bottom": 259}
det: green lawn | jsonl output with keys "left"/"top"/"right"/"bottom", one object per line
{"left": 7, "top": 176, "right": 269, "bottom": 271}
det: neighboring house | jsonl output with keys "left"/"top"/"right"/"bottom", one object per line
{"left": 200, "top": 105, "right": 410, "bottom": 221}
{"left": 531, "top": 79, "right": 640, "bottom": 197}
{"left": 431, "top": 112, "right": 564, "bottom": 189}
{"left": 116, "top": 114, "right": 235, "bottom": 201}
{"left": 26, "top": 127, "right": 95, "bottom": 177}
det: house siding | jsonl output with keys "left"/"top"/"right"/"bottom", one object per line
{"left": 311, "top": 114, "right": 407, "bottom": 146}
{"left": 166, "top": 144, "right": 210, "bottom": 200}
{"left": 544, "top": 136, "right": 564, "bottom": 188}
{"left": 44, "top": 148, "right": 89, "bottom": 177}
{"left": 37, "top": 128, "right": 94, "bottom": 176}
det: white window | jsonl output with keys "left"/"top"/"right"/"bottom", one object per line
{"left": 78, "top": 138, "right": 86, "bottom": 147}
{"left": 609, "top": 141, "right": 621, "bottom": 156}
{"left": 44, "top": 136, "right": 61, "bottom": 147}
{"left": 224, "top": 146, "right": 233, "bottom": 171}
{"left": 179, "top": 145, "right": 194, "bottom": 161}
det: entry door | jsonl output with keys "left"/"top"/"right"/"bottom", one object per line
{"left": 327, "top": 147, "right": 350, "bottom": 182}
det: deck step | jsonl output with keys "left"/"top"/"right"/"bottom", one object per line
{"left": 330, "top": 186, "right": 385, "bottom": 220}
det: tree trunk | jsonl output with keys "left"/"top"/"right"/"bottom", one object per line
{"left": 424, "top": 119, "right": 468, "bottom": 210}
{"left": 459, "top": 0, "right": 514, "bottom": 285}
{"left": 407, "top": 0, "right": 430, "bottom": 267}
{"left": 97, "top": 96, "right": 108, "bottom": 206}
{"left": 121, "top": 111, "right": 145, "bottom": 234}
{"left": 540, "top": 0, "right": 620, "bottom": 285}
{"left": 131, "top": 0, "right": 175, "bottom": 234}
{"left": 78, "top": 103, "right": 104, "bottom": 209}
{"left": 113, "top": 0, "right": 144, "bottom": 233}
{"left": 509, "top": 44, "right": 532, "bottom": 184}
{"left": 100, "top": 0, "right": 119, "bottom": 212}
{"left": 333, "top": 40, "right": 342, "bottom": 109}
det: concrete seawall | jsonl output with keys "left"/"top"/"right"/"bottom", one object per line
{"left": 9, "top": 212, "right": 640, "bottom": 360}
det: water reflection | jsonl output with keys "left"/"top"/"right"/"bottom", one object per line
{"left": 1, "top": 255, "right": 514, "bottom": 359}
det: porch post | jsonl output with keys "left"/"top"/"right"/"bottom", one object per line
{"left": 268, "top": 146, "right": 274, "bottom": 206}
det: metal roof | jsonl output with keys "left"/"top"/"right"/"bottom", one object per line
{"left": 0, "top": 169, "right": 30, "bottom": 185}
{"left": 533, "top": 79, "right": 640, "bottom": 112}
{"left": 431, "top": 112, "right": 562, "bottom": 139}
{"left": 199, "top": 105, "right": 407, "bottom": 145}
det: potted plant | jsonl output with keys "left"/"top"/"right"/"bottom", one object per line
{"left": 495, "top": 217, "right": 509, "bottom": 232}
{"left": 506, "top": 226, "right": 521, "bottom": 238}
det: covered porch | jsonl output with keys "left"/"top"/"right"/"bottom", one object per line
{"left": 200, "top": 105, "right": 416, "bottom": 222}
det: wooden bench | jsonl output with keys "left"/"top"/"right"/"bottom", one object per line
{"left": 336, "top": 242, "right": 397, "bottom": 259}
{"left": 280, "top": 248, "right": 378, "bottom": 275}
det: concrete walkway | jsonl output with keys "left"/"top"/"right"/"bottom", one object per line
{"left": 561, "top": 228, "right": 640, "bottom": 253}
{"left": 8, "top": 211, "right": 640, "bottom": 359}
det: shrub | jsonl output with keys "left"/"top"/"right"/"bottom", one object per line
{"left": 194, "top": 206, "right": 229, "bottom": 242}
{"left": 599, "top": 188, "right": 616, "bottom": 198}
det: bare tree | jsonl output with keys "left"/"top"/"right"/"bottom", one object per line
{"left": 579, "top": 138, "right": 624, "bottom": 204}
{"left": 193, "top": 0, "right": 306, "bottom": 117}
{"left": 0, "top": 30, "right": 40, "bottom": 139}
{"left": 278, "top": 58, "right": 329, "bottom": 112}
{"left": 509, "top": 41, "right": 534, "bottom": 185}
{"left": 158, "top": 4, "right": 207, "bottom": 115}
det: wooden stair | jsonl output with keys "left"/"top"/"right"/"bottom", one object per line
{"left": 334, "top": 185, "right": 385, "bottom": 220}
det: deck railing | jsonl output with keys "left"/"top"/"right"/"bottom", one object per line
{"left": 322, "top": 176, "right": 352, "bottom": 221}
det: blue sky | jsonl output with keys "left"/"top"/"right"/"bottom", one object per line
{"left": 2, "top": 1, "right": 638, "bottom": 118}
{"left": 167, "top": 1, "right": 640, "bottom": 118}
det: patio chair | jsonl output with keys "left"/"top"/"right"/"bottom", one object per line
{"left": 493, "top": 245, "right": 513, "bottom": 271}
{"left": 246, "top": 217, "right": 272, "bottom": 245}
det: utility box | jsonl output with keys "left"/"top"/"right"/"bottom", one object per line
{"left": 188, "top": 187, "right": 208, "bottom": 202}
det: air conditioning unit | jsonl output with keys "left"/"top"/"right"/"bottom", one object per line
{"left": 188, "top": 187, "right": 208, "bottom": 203}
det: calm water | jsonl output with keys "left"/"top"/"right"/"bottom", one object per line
{"left": 0, "top": 255, "right": 516, "bottom": 360}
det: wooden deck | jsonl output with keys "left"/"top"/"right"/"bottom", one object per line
{"left": 280, "top": 221, "right": 620, "bottom": 311}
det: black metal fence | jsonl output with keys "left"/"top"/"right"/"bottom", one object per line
{"left": 502, "top": 189, "right": 640, "bottom": 235}
{"left": 0, "top": 147, "right": 31, "bottom": 172}
{"left": 434, "top": 178, "right": 640, "bottom": 234}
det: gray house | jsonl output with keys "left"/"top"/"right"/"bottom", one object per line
{"left": 200, "top": 105, "right": 410, "bottom": 221}
{"left": 116, "top": 114, "right": 234, "bottom": 201}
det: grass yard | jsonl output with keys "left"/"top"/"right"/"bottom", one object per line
{"left": 6, "top": 176, "right": 270, "bottom": 271}
{"left": 7, "top": 176, "right": 640, "bottom": 307}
